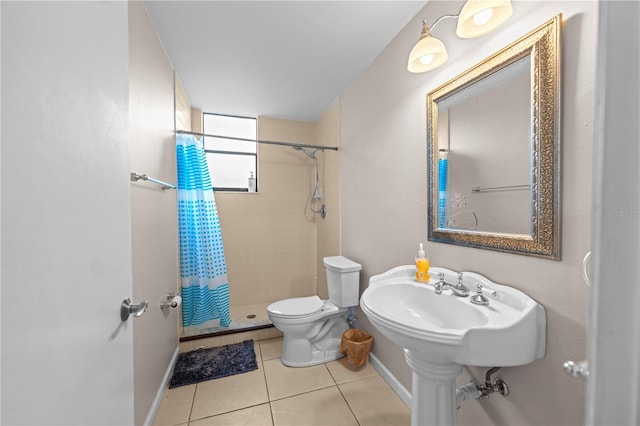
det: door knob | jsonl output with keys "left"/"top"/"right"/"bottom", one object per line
{"left": 120, "top": 298, "right": 148, "bottom": 321}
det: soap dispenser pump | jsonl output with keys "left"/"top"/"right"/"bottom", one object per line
{"left": 415, "top": 243, "right": 430, "bottom": 283}
{"left": 248, "top": 171, "right": 256, "bottom": 193}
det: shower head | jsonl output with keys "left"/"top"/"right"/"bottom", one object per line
{"left": 312, "top": 186, "right": 323, "bottom": 200}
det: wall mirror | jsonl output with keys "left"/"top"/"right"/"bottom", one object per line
{"left": 427, "top": 15, "right": 561, "bottom": 259}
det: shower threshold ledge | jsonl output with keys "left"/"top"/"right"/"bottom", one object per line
{"left": 180, "top": 323, "right": 274, "bottom": 342}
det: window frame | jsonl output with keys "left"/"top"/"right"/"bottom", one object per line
{"left": 202, "top": 113, "right": 258, "bottom": 193}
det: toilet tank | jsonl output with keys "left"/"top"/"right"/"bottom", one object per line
{"left": 323, "top": 256, "right": 362, "bottom": 308}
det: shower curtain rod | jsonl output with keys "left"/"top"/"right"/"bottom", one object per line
{"left": 176, "top": 130, "right": 338, "bottom": 151}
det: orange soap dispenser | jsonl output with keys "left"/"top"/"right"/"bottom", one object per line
{"left": 415, "top": 243, "right": 430, "bottom": 283}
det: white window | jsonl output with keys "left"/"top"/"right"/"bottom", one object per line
{"left": 203, "top": 113, "right": 257, "bottom": 192}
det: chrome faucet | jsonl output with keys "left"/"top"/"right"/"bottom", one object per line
{"left": 434, "top": 273, "right": 446, "bottom": 295}
{"left": 434, "top": 272, "right": 470, "bottom": 297}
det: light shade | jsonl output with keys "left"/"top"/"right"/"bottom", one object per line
{"left": 407, "top": 31, "right": 448, "bottom": 73}
{"left": 456, "top": 0, "right": 513, "bottom": 38}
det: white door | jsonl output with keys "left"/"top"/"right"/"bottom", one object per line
{"left": 585, "top": 1, "right": 640, "bottom": 424}
{"left": 1, "top": 2, "right": 135, "bottom": 424}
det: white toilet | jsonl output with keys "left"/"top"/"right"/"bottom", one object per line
{"left": 267, "top": 256, "right": 362, "bottom": 367}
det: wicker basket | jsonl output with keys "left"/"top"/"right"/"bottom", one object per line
{"left": 340, "top": 328, "right": 373, "bottom": 370}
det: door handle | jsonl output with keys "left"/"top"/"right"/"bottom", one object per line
{"left": 120, "top": 298, "right": 148, "bottom": 321}
{"left": 583, "top": 251, "right": 592, "bottom": 287}
{"left": 563, "top": 360, "right": 589, "bottom": 379}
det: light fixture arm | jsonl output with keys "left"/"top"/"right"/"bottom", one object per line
{"left": 426, "top": 13, "right": 460, "bottom": 34}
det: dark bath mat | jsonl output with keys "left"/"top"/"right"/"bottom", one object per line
{"left": 169, "top": 340, "right": 258, "bottom": 388}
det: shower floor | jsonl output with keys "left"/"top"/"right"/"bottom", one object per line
{"left": 181, "top": 302, "right": 273, "bottom": 340}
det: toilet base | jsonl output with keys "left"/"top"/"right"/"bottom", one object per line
{"left": 281, "top": 339, "right": 345, "bottom": 367}
{"left": 279, "top": 315, "right": 350, "bottom": 367}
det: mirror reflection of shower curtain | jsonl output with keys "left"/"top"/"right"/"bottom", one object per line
{"left": 438, "top": 149, "right": 449, "bottom": 228}
{"left": 176, "top": 134, "right": 231, "bottom": 333}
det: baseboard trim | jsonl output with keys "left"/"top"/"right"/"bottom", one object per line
{"left": 369, "top": 352, "right": 412, "bottom": 408}
{"left": 143, "top": 345, "right": 180, "bottom": 426}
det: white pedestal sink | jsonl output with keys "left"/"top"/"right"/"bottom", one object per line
{"left": 360, "top": 265, "right": 546, "bottom": 426}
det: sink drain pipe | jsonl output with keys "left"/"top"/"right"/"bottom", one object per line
{"left": 456, "top": 367, "right": 510, "bottom": 408}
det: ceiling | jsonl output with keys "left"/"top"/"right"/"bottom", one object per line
{"left": 144, "top": 1, "right": 427, "bottom": 122}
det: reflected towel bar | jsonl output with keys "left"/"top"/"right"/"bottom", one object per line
{"left": 472, "top": 185, "right": 530, "bottom": 193}
{"left": 130, "top": 172, "right": 176, "bottom": 190}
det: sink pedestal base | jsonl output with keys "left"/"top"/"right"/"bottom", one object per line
{"left": 405, "top": 350, "right": 463, "bottom": 426}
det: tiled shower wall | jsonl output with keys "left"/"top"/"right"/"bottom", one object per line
{"left": 217, "top": 117, "right": 318, "bottom": 305}
{"left": 217, "top": 108, "right": 341, "bottom": 306}
{"left": 174, "top": 78, "right": 341, "bottom": 307}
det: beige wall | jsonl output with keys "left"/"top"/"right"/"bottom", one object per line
{"left": 341, "top": 1, "right": 595, "bottom": 425}
{"left": 174, "top": 75, "right": 191, "bottom": 132}
{"left": 315, "top": 99, "right": 342, "bottom": 299}
{"left": 129, "top": 2, "right": 179, "bottom": 424}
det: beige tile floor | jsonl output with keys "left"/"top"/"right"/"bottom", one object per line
{"left": 154, "top": 337, "right": 410, "bottom": 426}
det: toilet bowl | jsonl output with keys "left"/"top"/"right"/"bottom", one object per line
{"left": 267, "top": 256, "right": 362, "bottom": 367}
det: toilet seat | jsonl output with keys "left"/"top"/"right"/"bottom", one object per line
{"left": 267, "top": 296, "right": 323, "bottom": 318}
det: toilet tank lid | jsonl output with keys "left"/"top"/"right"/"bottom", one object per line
{"left": 323, "top": 256, "right": 362, "bottom": 273}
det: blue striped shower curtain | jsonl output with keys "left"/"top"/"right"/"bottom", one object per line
{"left": 176, "top": 134, "right": 231, "bottom": 331}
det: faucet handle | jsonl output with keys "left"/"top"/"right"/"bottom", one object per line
{"left": 470, "top": 284, "right": 490, "bottom": 306}
{"left": 458, "top": 272, "right": 464, "bottom": 285}
{"left": 438, "top": 272, "right": 445, "bottom": 281}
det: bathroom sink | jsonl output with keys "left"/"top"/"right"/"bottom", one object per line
{"left": 361, "top": 265, "right": 546, "bottom": 425}
{"left": 360, "top": 265, "right": 546, "bottom": 367}
{"left": 363, "top": 282, "right": 488, "bottom": 331}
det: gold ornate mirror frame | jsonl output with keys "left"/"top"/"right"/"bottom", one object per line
{"left": 427, "top": 15, "right": 561, "bottom": 260}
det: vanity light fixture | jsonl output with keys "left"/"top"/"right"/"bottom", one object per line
{"left": 457, "top": 0, "right": 514, "bottom": 38}
{"left": 407, "top": 0, "right": 513, "bottom": 73}
{"left": 407, "top": 20, "right": 449, "bottom": 73}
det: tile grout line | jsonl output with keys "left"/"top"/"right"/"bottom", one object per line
{"left": 335, "top": 383, "right": 361, "bottom": 426}
{"left": 266, "top": 362, "right": 376, "bottom": 402}
{"left": 268, "top": 383, "right": 340, "bottom": 403}
{"left": 188, "top": 383, "right": 197, "bottom": 425}
{"left": 188, "top": 402, "right": 272, "bottom": 425}
{"left": 325, "top": 362, "right": 339, "bottom": 385}
{"left": 331, "top": 362, "right": 374, "bottom": 426}
{"left": 325, "top": 363, "right": 363, "bottom": 425}
{"left": 188, "top": 340, "right": 265, "bottom": 425}
{"left": 257, "top": 341, "right": 277, "bottom": 426}
{"left": 267, "top": 362, "right": 338, "bottom": 403}
{"left": 324, "top": 363, "right": 338, "bottom": 386}
{"left": 188, "top": 339, "right": 271, "bottom": 425}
